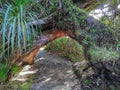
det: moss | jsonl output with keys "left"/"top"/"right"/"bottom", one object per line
{"left": 6, "top": 80, "right": 32, "bottom": 90}
{"left": 18, "top": 82, "right": 32, "bottom": 90}
{"left": 45, "top": 36, "right": 85, "bottom": 62}
{"left": 88, "top": 47, "right": 119, "bottom": 63}
{"left": 10, "top": 65, "right": 22, "bottom": 75}
{"left": 109, "top": 85, "right": 117, "bottom": 90}
{"left": 5, "top": 71, "right": 33, "bottom": 90}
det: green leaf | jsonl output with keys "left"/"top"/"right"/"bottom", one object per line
{"left": 0, "top": 63, "right": 9, "bottom": 81}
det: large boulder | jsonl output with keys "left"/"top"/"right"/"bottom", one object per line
{"left": 45, "top": 36, "right": 86, "bottom": 62}
{"left": 30, "top": 50, "right": 81, "bottom": 90}
{"left": 88, "top": 47, "right": 119, "bottom": 63}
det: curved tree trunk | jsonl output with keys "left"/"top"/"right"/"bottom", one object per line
{"left": 16, "top": 28, "right": 75, "bottom": 66}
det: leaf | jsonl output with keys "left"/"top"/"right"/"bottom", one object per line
{"left": 0, "top": 63, "right": 9, "bottom": 81}
{"left": 117, "top": 44, "right": 120, "bottom": 47}
{"left": 11, "top": 17, "right": 16, "bottom": 52}
{"left": 2, "top": 5, "right": 11, "bottom": 52}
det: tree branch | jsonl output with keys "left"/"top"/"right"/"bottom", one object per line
{"left": 29, "top": 14, "right": 54, "bottom": 26}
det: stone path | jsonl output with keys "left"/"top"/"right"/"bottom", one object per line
{"left": 30, "top": 50, "right": 81, "bottom": 90}
{"left": 4, "top": 50, "right": 81, "bottom": 90}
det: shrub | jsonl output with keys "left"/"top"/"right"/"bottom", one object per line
{"left": 0, "top": 0, "right": 38, "bottom": 57}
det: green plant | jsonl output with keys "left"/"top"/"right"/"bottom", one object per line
{"left": 0, "top": 0, "right": 88, "bottom": 60}
{"left": 10, "top": 65, "right": 22, "bottom": 75}
{"left": 45, "top": 36, "right": 85, "bottom": 62}
{"left": 0, "top": 0, "right": 38, "bottom": 57}
{"left": 88, "top": 47, "right": 119, "bottom": 63}
{"left": 83, "top": 79, "right": 90, "bottom": 86}
{"left": 0, "top": 63, "right": 9, "bottom": 82}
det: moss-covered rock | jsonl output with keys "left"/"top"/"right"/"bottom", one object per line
{"left": 88, "top": 47, "right": 119, "bottom": 63}
{"left": 45, "top": 36, "right": 85, "bottom": 62}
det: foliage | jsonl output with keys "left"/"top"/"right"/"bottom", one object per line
{"left": 0, "top": 63, "right": 22, "bottom": 82}
{"left": 0, "top": 0, "right": 120, "bottom": 88}
{"left": 83, "top": 79, "right": 90, "bottom": 86}
{"left": 3, "top": 76, "right": 33, "bottom": 90}
{"left": 75, "top": 0, "right": 119, "bottom": 49}
{"left": 7, "top": 81, "right": 32, "bottom": 90}
{"left": 0, "top": 0, "right": 88, "bottom": 60}
{"left": 36, "top": 0, "right": 88, "bottom": 29}
{"left": 10, "top": 65, "right": 22, "bottom": 75}
{"left": 99, "top": 0, "right": 120, "bottom": 47}
{"left": 88, "top": 47, "right": 119, "bottom": 63}
{"left": 45, "top": 36, "right": 85, "bottom": 62}
{"left": 84, "top": 0, "right": 100, "bottom": 11}
{"left": 0, "top": 63, "right": 9, "bottom": 82}
{"left": 0, "top": 0, "right": 89, "bottom": 83}
{"left": 0, "top": 0, "right": 39, "bottom": 59}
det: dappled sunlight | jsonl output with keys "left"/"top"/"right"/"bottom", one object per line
{"left": 11, "top": 65, "right": 38, "bottom": 82}
{"left": 30, "top": 50, "right": 81, "bottom": 90}
{"left": 39, "top": 47, "right": 46, "bottom": 51}
{"left": 0, "top": 1, "right": 120, "bottom": 90}
{"left": 89, "top": 4, "right": 115, "bottom": 20}
{"left": 11, "top": 47, "right": 46, "bottom": 82}
{"left": 41, "top": 77, "right": 52, "bottom": 84}
{"left": 117, "top": 4, "right": 120, "bottom": 9}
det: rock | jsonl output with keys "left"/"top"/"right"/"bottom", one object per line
{"left": 45, "top": 36, "right": 86, "bottom": 62}
{"left": 88, "top": 47, "right": 119, "bottom": 63}
{"left": 73, "top": 61, "right": 94, "bottom": 79}
{"left": 30, "top": 50, "right": 81, "bottom": 90}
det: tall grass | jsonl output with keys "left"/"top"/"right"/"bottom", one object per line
{"left": 0, "top": 0, "right": 38, "bottom": 57}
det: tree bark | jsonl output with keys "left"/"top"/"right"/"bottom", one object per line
{"left": 17, "top": 28, "right": 74, "bottom": 66}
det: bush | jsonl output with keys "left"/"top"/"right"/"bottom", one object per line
{"left": 0, "top": 0, "right": 39, "bottom": 59}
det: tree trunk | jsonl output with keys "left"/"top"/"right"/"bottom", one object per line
{"left": 17, "top": 28, "right": 75, "bottom": 66}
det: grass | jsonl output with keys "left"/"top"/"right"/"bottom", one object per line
{"left": 0, "top": 63, "right": 22, "bottom": 83}
{"left": 45, "top": 36, "right": 85, "bottom": 62}
{"left": 10, "top": 65, "right": 22, "bottom": 75}
{"left": 5, "top": 79, "right": 33, "bottom": 90}
{"left": 0, "top": 0, "right": 38, "bottom": 57}
{"left": 88, "top": 47, "right": 119, "bottom": 63}
{"left": 0, "top": 63, "right": 9, "bottom": 82}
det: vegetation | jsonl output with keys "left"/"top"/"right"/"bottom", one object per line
{"left": 0, "top": 0, "right": 87, "bottom": 61}
{"left": 45, "top": 36, "right": 85, "bottom": 62}
{"left": 0, "top": 63, "right": 9, "bottom": 82}
{"left": 88, "top": 46, "right": 119, "bottom": 63}
{"left": 0, "top": 0, "right": 120, "bottom": 89}
{"left": 0, "top": 0, "right": 38, "bottom": 56}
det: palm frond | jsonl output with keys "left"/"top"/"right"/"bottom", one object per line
{"left": 0, "top": 0, "right": 38, "bottom": 57}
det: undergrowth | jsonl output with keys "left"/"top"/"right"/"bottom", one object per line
{"left": 88, "top": 47, "right": 119, "bottom": 63}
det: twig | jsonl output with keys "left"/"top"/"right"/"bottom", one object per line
{"left": 29, "top": 13, "right": 54, "bottom": 26}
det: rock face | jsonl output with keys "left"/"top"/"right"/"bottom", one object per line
{"left": 30, "top": 50, "right": 81, "bottom": 90}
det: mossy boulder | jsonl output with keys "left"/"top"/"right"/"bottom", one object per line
{"left": 88, "top": 47, "right": 119, "bottom": 63}
{"left": 45, "top": 36, "right": 85, "bottom": 62}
